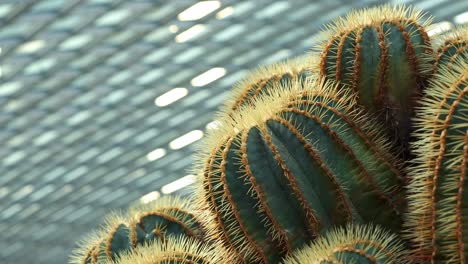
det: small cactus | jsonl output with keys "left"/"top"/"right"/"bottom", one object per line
{"left": 405, "top": 58, "right": 468, "bottom": 263}
{"left": 283, "top": 224, "right": 410, "bottom": 264}
{"left": 317, "top": 4, "right": 433, "bottom": 155}
{"left": 70, "top": 196, "right": 207, "bottom": 263}
{"left": 108, "top": 236, "right": 236, "bottom": 264}
{"left": 195, "top": 79, "right": 405, "bottom": 263}
{"left": 222, "top": 56, "right": 313, "bottom": 114}
{"left": 432, "top": 25, "right": 468, "bottom": 74}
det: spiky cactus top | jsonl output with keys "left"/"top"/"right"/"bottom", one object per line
{"left": 70, "top": 196, "right": 207, "bottom": 264}
{"left": 129, "top": 195, "right": 206, "bottom": 245}
{"left": 222, "top": 56, "right": 312, "bottom": 114}
{"left": 405, "top": 58, "right": 468, "bottom": 263}
{"left": 432, "top": 25, "right": 468, "bottom": 74}
{"left": 195, "top": 79, "right": 405, "bottom": 263}
{"left": 283, "top": 224, "right": 410, "bottom": 264}
{"left": 108, "top": 237, "right": 236, "bottom": 264}
{"left": 317, "top": 5, "right": 433, "bottom": 155}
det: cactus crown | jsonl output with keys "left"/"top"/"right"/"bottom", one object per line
{"left": 283, "top": 224, "right": 409, "bottom": 264}
{"left": 129, "top": 195, "right": 205, "bottom": 243}
{"left": 108, "top": 236, "right": 236, "bottom": 264}
{"left": 70, "top": 231, "right": 104, "bottom": 264}
{"left": 70, "top": 196, "right": 207, "bottom": 264}
{"left": 220, "top": 56, "right": 315, "bottom": 114}
{"left": 405, "top": 58, "right": 468, "bottom": 263}
{"left": 317, "top": 4, "right": 431, "bottom": 43}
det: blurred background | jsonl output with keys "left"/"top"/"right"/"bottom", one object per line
{"left": 0, "top": 0, "right": 466, "bottom": 263}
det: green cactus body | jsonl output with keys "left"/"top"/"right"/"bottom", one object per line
{"left": 317, "top": 5, "right": 432, "bottom": 154}
{"left": 405, "top": 59, "right": 468, "bottom": 263}
{"left": 195, "top": 79, "right": 405, "bottom": 263}
{"left": 70, "top": 196, "right": 206, "bottom": 264}
{"left": 283, "top": 224, "right": 409, "bottom": 264}
{"left": 109, "top": 236, "right": 236, "bottom": 264}
{"left": 129, "top": 196, "right": 205, "bottom": 246}
{"left": 222, "top": 56, "right": 313, "bottom": 114}
{"left": 433, "top": 25, "right": 468, "bottom": 74}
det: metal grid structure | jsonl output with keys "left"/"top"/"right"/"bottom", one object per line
{"left": 0, "top": 0, "right": 466, "bottom": 263}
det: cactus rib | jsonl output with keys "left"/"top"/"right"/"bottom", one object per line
{"left": 283, "top": 224, "right": 410, "bottom": 264}
{"left": 108, "top": 236, "right": 236, "bottom": 264}
{"left": 405, "top": 58, "right": 468, "bottom": 263}
{"left": 195, "top": 78, "right": 405, "bottom": 263}
{"left": 316, "top": 4, "right": 433, "bottom": 154}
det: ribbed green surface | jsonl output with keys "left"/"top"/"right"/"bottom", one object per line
{"left": 319, "top": 6, "right": 432, "bottom": 155}
{"left": 405, "top": 59, "right": 468, "bottom": 263}
{"left": 72, "top": 197, "right": 206, "bottom": 264}
{"left": 200, "top": 84, "right": 405, "bottom": 262}
{"left": 433, "top": 26, "right": 467, "bottom": 74}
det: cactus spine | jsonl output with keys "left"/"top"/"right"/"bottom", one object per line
{"left": 70, "top": 196, "right": 207, "bottom": 264}
{"left": 195, "top": 79, "right": 405, "bottom": 263}
{"left": 432, "top": 25, "right": 468, "bottom": 74}
{"left": 108, "top": 236, "right": 236, "bottom": 264}
{"left": 405, "top": 58, "right": 468, "bottom": 263}
{"left": 317, "top": 5, "right": 433, "bottom": 154}
{"left": 222, "top": 56, "right": 313, "bottom": 113}
{"left": 283, "top": 224, "right": 409, "bottom": 264}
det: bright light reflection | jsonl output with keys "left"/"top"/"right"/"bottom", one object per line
{"left": 155, "top": 88, "right": 188, "bottom": 107}
{"left": 454, "top": 11, "right": 468, "bottom": 24}
{"left": 161, "top": 175, "right": 196, "bottom": 194}
{"left": 176, "top": 24, "right": 206, "bottom": 43}
{"left": 17, "top": 40, "right": 45, "bottom": 54}
{"left": 169, "top": 25, "right": 179, "bottom": 33}
{"left": 140, "top": 191, "right": 160, "bottom": 204}
{"left": 191, "top": 67, "right": 226, "bottom": 87}
{"left": 178, "top": 1, "right": 221, "bottom": 21}
{"left": 216, "top": 6, "right": 234, "bottom": 19}
{"left": 146, "top": 148, "right": 166, "bottom": 161}
{"left": 169, "top": 130, "right": 203, "bottom": 150}
{"left": 206, "top": 120, "right": 221, "bottom": 130}
{"left": 427, "top": 21, "right": 453, "bottom": 36}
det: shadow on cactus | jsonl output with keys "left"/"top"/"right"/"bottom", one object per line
{"left": 194, "top": 78, "right": 406, "bottom": 263}
{"left": 405, "top": 58, "right": 468, "bottom": 263}
{"left": 283, "top": 224, "right": 409, "bottom": 264}
{"left": 70, "top": 196, "right": 207, "bottom": 263}
{"left": 316, "top": 4, "right": 433, "bottom": 156}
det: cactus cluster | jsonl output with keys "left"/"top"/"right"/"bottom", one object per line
{"left": 71, "top": 4, "right": 467, "bottom": 264}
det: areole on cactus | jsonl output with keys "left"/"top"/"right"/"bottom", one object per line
{"left": 194, "top": 77, "right": 405, "bottom": 263}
